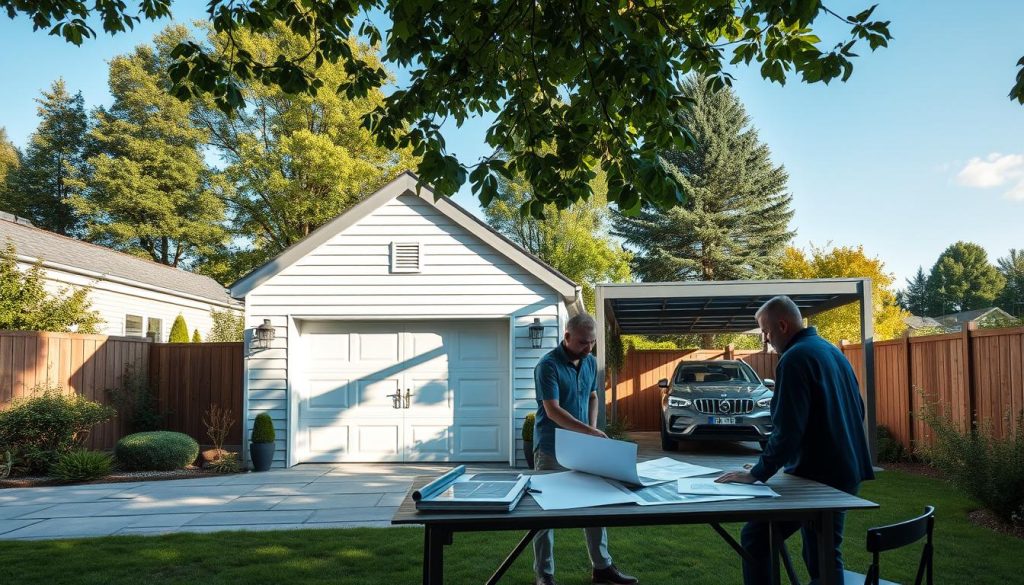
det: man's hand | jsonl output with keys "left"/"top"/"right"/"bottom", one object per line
{"left": 716, "top": 470, "right": 758, "bottom": 484}
{"left": 588, "top": 427, "right": 608, "bottom": 439}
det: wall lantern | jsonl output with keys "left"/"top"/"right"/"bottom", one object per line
{"left": 529, "top": 318, "right": 545, "bottom": 349}
{"left": 250, "top": 319, "right": 276, "bottom": 353}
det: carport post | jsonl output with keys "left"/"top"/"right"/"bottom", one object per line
{"left": 596, "top": 285, "right": 608, "bottom": 427}
{"left": 859, "top": 279, "right": 878, "bottom": 464}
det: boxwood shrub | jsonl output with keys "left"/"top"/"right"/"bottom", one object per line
{"left": 115, "top": 431, "right": 199, "bottom": 471}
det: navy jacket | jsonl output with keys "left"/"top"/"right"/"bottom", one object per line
{"left": 751, "top": 327, "right": 874, "bottom": 492}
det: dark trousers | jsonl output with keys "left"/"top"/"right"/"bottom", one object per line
{"left": 740, "top": 510, "right": 847, "bottom": 585}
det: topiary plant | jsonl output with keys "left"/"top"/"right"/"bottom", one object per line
{"left": 251, "top": 413, "right": 275, "bottom": 443}
{"left": 522, "top": 412, "right": 535, "bottom": 443}
{"left": 168, "top": 314, "right": 190, "bottom": 343}
{"left": 191, "top": 329, "right": 202, "bottom": 343}
{"left": 115, "top": 431, "right": 199, "bottom": 471}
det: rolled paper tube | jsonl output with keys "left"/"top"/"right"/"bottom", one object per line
{"left": 412, "top": 465, "right": 466, "bottom": 502}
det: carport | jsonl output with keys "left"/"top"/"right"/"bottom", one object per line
{"left": 595, "top": 278, "right": 877, "bottom": 461}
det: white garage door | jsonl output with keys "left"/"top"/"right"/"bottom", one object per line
{"left": 297, "top": 320, "right": 510, "bottom": 463}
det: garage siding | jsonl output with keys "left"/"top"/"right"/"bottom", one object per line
{"left": 244, "top": 194, "right": 564, "bottom": 467}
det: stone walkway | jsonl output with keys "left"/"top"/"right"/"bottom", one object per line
{"left": 0, "top": 434, "right": 760, "bottom": 540}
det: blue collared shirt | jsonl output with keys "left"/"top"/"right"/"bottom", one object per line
{"left": 533, "top": 343, "right": 597, "bottom": 455}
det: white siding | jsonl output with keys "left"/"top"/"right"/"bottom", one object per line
{"left": 245, "top": 194, "right": 567, "bottom": 468}
{"left": 23, "top": 263, "right": 240, "bottom": 341}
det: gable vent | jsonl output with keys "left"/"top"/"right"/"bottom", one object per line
{"left": 390, "top": 242, "right": 422, "bottom": 273}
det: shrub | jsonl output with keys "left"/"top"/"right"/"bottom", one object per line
{"left": 919, "top": 404, "right": 1024, "bottom": 525}
{"left": 115, "top": 431, "right": 199, "bottom": 471}
{"left": 0, "top": 385, "right": 116, "bottom": 474}
{"left": 191, "top": 329, "right": 202, "bottom": 343}
{"left": 605, "top": 416, "right": 632, "bottom": 441}
{"left": 52, "top": 450, "right": 113, "bottom": 482}
{"left": 105, "top": 364, "right": 162, "bottom": 434}
{"left": 251, "top": 413, "right": 275, "bottom": 443}
{"left": 522, "top": 413, "right": 535, "bottom": 443}
{"left": 204, "top": 404, "right": 235, "bottom": 451}
{"left": 207, "top": 452, "right": 240, "bottom": 473}
{"left": 876, "top": 425, "right": 906, "bottom": 463}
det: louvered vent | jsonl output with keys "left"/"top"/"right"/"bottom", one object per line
{"left": 390, "top": 242, "right": 422, "bottom": 273}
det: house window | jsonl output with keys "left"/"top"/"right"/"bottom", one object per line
{"left": 390, "top": 242, "right": 422, "bottom": 273}
{"left": 125, "top": 314, "right": 144, "bottom": 337}
{"left": 147, "top": 317, "right": 163, "bottom": 342}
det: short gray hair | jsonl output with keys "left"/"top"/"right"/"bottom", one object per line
{"left": 566, "top": 313, "right": 596, "bottom": 333}
{"left": 755, "top": 296, "right": 803, "bottom": 324}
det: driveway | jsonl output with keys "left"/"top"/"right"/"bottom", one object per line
{"left": 0, "top": 434, "right": 760, "bottom": 540}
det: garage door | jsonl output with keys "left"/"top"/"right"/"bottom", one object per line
{"left": 297, "top": 320, "right": 510, "bottom": 463}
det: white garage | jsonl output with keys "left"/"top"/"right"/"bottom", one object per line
{"left": 230, "top": 172, "right": 583, "bottom": 468}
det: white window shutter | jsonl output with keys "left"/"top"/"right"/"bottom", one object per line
{"left": 390, "top": 242, "right": 422, "bottom": 273}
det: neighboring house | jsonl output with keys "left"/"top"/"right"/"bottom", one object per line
{"left": 902, "top": 314, "right": 943, "bottom": 333}
{"left": 230, "top": 172, "right": 583, "bottom": 469}
{"left": 0, "top": 211, "right": 240, "bottom": 341}
{"left": 933, "top": 307, "right": 1017, "bottom": 332}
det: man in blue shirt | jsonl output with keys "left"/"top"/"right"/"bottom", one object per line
{"left": 532, "top": 313, "right": 638, "bottom": 585}
{"left": 717, "top": 296, "right": 874, "bottom": 585}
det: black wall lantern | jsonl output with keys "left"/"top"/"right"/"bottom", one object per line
{"left": 250, "top": 319, "right": 276, "bottom": 353}
{"left": 528, "top": 318, "right": 545, "bottom": 349}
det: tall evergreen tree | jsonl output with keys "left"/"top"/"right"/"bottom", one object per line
{"left": 484, "top": 164, "right": 632, "bottom": 312}
{"left": 0, "top": 128, "right": 19, "bottom": 200}
{"left": 896, "top": 266, "right": 931, "bottom": 315}
{"left": 996, "top": 249, "right": 1024, "bottom": 317}
{"left": 70, "top": 27, "right": 227, "bottom": 267}
{"left": 6, "top": 80, "right": 88, "bottom": 235}
{"left": 925, "top": 241, "right": 1005, "bottom": 314}
{"left": 613, "top": 77, "right": 794, "bottom": 282}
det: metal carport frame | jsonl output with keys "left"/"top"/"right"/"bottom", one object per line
{"left": 595, "top": 278, "right": 876, "bottom": 462}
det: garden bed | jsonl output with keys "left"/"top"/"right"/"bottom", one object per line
{"left": 0, "top": 466, "right": 244, "bottom": 489}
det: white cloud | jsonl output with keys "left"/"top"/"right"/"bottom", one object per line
{"left": 955, "top": 153, "right": 1024, "bottom": 201}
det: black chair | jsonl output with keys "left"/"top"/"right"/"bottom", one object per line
{"left": 847, "top": 505, "right": 935, "bottom": 585}
{"left": 781, "top": 505, "right": 935, "bottom": 585}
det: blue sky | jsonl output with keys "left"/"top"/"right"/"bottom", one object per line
{"left": 1, "top": 2, "right": 1022, "bottom": 288}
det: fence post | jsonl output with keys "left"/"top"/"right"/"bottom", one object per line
{"left": 904, "top": 333, "right": 914, "bottom": 450}
{"left": 725, "top": 344, "right": 734, "bottom": 360}
{"left": 962, "top": 321, "right": 977, "bottom": 431}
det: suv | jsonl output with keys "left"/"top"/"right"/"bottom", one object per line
{"left": 659, "top": 360, "right": 774, "bottom": 451}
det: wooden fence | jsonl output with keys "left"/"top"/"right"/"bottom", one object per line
{"left": 0, "top": 331, "right": 244, "bottom": 451}
{"left": 608, "top": 347, "right": 779, "bottom": 431}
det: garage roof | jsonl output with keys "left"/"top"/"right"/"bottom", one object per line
{"left": 599, "top": 279, "right": 867, "bottom": 335}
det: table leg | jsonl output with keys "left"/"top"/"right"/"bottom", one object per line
{"left": 817, "top": 511, "right": 837, "bottom": 585}
{"left": 485, "top": 529, "right": 540, "bottom": 585}
{"left": 769, "top": 522, "right": 781, "bottom": 585}
{"left": 423, "top": 526, "right": 450, "bottom": 585}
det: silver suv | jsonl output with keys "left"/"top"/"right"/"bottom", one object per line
{"left": 659, "top": 360, "right": 774, "bottom": 451}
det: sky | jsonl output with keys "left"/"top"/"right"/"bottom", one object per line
{"left": 1, "top": 1, "right": 1022, "bottom": 288}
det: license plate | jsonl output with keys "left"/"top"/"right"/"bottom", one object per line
{"left": 709, "top": 416, "right": 737, "bottom": 425}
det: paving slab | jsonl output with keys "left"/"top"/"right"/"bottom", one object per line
{"left": 185, "top": 509, "right": 314, "bottom": 526}
{"left": 271, "top": 493, "right": 383, "bottom": 510}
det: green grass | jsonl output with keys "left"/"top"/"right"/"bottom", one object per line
{"left": 2, "top": 470, "right": 1021, "bottom": 584}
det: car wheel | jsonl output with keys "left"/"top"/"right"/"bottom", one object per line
{"left": 660, "top": 420, "right": 678, "bottom": 452}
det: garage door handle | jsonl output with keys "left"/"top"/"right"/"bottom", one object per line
{"left": 403, "top": 388, "right": 413, "bottom": 409}
{"left": 386, "top": 392, "right": 402, "bottom": 409}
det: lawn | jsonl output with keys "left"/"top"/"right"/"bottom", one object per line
{"left": 2, "top": 469, "right": 1020, "bottom": 584}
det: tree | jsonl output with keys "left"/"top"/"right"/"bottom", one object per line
{"left": 0, "top": 241, "right": 102, "bottom": 333}
{"left": 995, "top": 249, "right": 1024, "bottom": 317}
{"left": 0, "top": 127, "right": 19, "bottom": 198}
{"left": 70, "top": 27, "right": 228, "bottom": 268}
{"left": 896, "top": 266, "right": 931, "bottom": 315}
{"left": 614, "top": 76, "right": 794, "bottom": 282}
{"left": 4, "top": 1, "right": 894, "bottom": 213}
{"left": 168, "top": 314, "right": 189, "bottom": 343}
{"left": 5, "top": 79, "right": 88, "bottom": 235}
{"left": 191, "top": 329, "right": 202, "bottom": 343}
{"left": 192, "top": 23, "right": 417, "bottom": 283}
{"left": 780, "top": 245, "right": 908, "bottom": 343}
{"left": 207, "top": 309, "right": 244, "bottom": 343}
{"left": 925, "top": 242, "right": 1005, "bottom": 315}
{"left": 483, "top": 164, "right": 631, "bottom": 312}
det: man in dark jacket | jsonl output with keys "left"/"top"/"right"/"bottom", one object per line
{"left": 717, "top": 295, "right": 874, "bottom": 585}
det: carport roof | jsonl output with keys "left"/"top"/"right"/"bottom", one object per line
{"left": 599, "top": 278, "right": 868, "bottom": 335}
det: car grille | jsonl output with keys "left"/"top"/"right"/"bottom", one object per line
{"left": 693, "top": 398, "right": 755, "bottom": 414}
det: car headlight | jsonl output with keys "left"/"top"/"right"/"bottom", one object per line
{"left": 668, "top": 396, "right": 692, "bottom": 408}
{"left": 756, "top": 397, "right": 771, "bottom": 408}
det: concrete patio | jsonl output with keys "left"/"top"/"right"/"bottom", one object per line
{"left": 0, "top": 433, "right": 761, "bottom": 541}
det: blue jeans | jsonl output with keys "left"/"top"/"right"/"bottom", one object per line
{"left": 532, "top": 449, "right": 613, "bottom": 577}
{"left": 740, "top": 505, "right": 849, "bottom": 584}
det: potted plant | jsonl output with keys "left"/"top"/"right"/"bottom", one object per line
{"left": 250, "top": 413, "right": 275, "bottom": 472}
{"left": 522, "top": 412, "right": 535, "bottom": 469}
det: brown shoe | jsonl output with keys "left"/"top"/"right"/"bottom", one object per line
{"left": 535, "top": 574, "right": 558, "bottom": 585}
{"left": 592, "top": 564, "right": 638, "bottom": 584}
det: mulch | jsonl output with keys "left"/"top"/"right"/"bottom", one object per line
{"left": 0, "top": 467, "right": 244, "bottom": 489}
